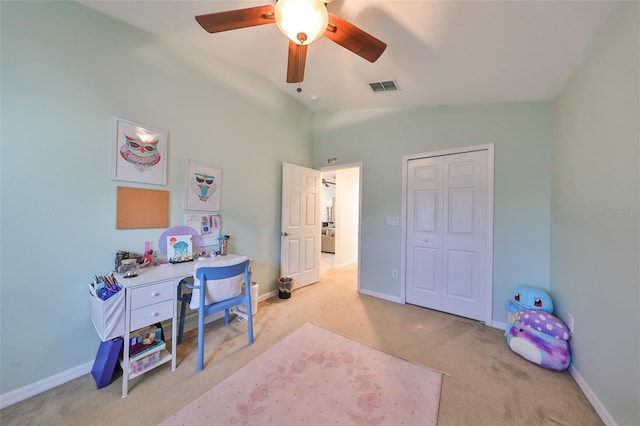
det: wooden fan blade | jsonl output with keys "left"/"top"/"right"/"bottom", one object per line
{"left": 195, "top": 5, "right": 275, "bottom": 33}
{"left": 287, "top": 41, "right": 308, "bottom": 83}
{"left": 324, "top": 12, "right": 387, "bottom": 62}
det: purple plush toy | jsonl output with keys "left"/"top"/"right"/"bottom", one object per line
{"left": 506, "top": 309, "right": 571, "bottom": 371}
{"left": 504, "top": 286, "right": 572, "bottom": 371}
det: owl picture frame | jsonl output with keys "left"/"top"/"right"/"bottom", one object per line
{"left": 184, "top": 160, "right": 222, "bottom": 212}
{"left": 112, "top": 118, "right": 168, "bottom": 186}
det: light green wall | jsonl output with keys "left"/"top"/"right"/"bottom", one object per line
{"left": 551, "top": 3, "right": 639, "bottom": 425}
{"left": 0, "top": 1, "right": 313, "bottom": 393}
{"left": 2, "top": 2, "right": 636, "bottom": 424}
{"left": 313, "top": 103, "right": 553, "bottom": 322}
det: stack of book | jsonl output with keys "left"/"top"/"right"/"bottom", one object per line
{"left": 130, "top": 338, "right": 165, "bottom": 360}
{"left": 123, "top": 325, "right": 166, "bottom": 375}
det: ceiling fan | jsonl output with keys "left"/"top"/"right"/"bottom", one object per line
{"left": 195, "top": 0, "right": 387, "bottom": 85}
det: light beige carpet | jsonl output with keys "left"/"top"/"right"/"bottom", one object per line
{"left": 0, "top": 264, "right": 603, "bottom": 425}
{"left": 160, "top": 322, "right": 442, "bottom": 426}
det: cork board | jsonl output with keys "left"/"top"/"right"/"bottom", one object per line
{"left": 116, "top": 186, "right": 169, "bottom": 229}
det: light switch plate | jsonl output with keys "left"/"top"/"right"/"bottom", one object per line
{"left": 386, "top": 216, "right": 399, "bottom": 226}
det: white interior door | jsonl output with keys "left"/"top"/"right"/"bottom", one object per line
{"left": 281, "top": 162, "right": 321, "bottom": 289}
{"left": 405, "top": 148, "right": 492, "bottom": 322}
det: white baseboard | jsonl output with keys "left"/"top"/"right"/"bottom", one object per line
{"left": 489, "top": 320, "right": 613, "bottom": 424}
{"left": 335, "top": 259, "right": 357, "bottom": 269}
{"left": 486, "top": 320, "right": 614, "bottom": 425}
{"left": 569, "top": 365, "right": 617, "bottom": 426}
{"left": 1, "top": 291, "right": 276, "bottom": 409}
{"left": 490, "top": 320, "right": 508, "bottom": 330}
{"left": 486, "top": 318, "right": 615, "bottom": 425}
{"left": 6, "top": 291, "right": 613, "bottom": 426}
{"left": 263, "top": 289, "right": 278, "bottom": 300}
{"left": 0, "top": 361, "right": 93, "bottom": 409}
{"left": 358, "top": 288, "right": 402, "bottom": 303}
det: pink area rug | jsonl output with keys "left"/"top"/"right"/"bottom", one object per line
{"left": 161, "top": 323, "right": 442, "bottom": 426}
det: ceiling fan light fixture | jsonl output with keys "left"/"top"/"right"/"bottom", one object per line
{"left": 275, "top": 0, "right": 329, "bottom": 45}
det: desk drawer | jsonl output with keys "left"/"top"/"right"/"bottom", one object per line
{"left": 130, "top": 300, "right": 173, "bottom": 331}
{"left": 130, "top": 281, "right": 174, "bottom": 310}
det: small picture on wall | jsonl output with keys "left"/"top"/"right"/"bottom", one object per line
{"left": 113, "top": 118, "right": 168, "bottom": 185}
{"left": 184, "top": 160, "right": 222, "bottom": 212}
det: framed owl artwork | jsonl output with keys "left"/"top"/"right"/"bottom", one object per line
{"left": 112, "top": 118, "right": 168, "bottom": 185}
{"left": 184, "top": 160, "right": 222, "bottom": 212}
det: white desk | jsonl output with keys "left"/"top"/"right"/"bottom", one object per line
{"left": 114, "top": 254, "right": 245, "bottom": 397}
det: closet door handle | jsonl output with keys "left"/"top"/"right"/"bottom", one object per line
{"left": 282, "top": 232, "right": 290, "bottom": 237}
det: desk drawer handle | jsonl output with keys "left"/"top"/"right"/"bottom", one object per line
{"left": 151, "top": 292, "right": 160, "bottom": 296}
{"left": 150, "top": 312, "right": 159, "bottom": 317}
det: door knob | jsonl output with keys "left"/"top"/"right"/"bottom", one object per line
{"left": 282, "top": 232, "right": 289, "bottom": 237}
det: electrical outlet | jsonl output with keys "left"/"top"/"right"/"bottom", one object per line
{"left": 567, "top": 313, "right": 574, "bottom": 332}
{"left": 391, "top": 269, "right": 399, "bottom": 279}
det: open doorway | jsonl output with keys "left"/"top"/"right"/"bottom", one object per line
{"left": 320, "top": 165, "right": 360, "bottom": 282}
{"left": 320, "top": 170, "right": 336, "bottom": 273}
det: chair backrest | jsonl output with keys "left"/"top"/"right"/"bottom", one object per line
{"left": 192, "top": 258, "right": 254, "bottom": 371}
{"left": 194, "top": 259, "right": 250, "bottom": 284}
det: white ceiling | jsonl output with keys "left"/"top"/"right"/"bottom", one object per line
{"left": 78, "top": 0, "right": 621, "bottom": 112}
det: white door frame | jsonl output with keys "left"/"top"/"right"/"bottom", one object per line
{"left": 401, "top": 144, "right": 494, "bottom": 324}
{"left": 320, "top": 162, "right": 362, "bottom": 292}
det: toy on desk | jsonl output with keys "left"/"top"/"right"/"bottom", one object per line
{"left": 504, "top": 285, "right": 571, "bottom": 371}
{"left": 140, "top": 241, "right": 154, "bottom": 268}
{"left": 140, "top": 249, "right": 154, "bottom": 267}
{"left": 217, "top": 235, "right": 229, "bottom": 256}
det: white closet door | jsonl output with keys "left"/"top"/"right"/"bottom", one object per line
{"left": 405, "top": 149, "right": 489, "bottom": 322}
{"left": 441, "top": 150, "right": 488, "bottom": 320}
{"left": 405, "top": 156, "right": 444, "bottom": 310}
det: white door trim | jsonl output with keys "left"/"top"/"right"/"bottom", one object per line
{"left": 401, "top": 144, "right": 494, "bottom": 324}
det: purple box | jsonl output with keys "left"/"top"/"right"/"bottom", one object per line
{"left": 91, "top": 337, "right": 123, "bottom": 389}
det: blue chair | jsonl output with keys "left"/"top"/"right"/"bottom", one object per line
{"left": 182, "top": 259, "right": 254, "bottom": 371}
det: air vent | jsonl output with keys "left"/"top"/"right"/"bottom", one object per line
{"left": 369, "top": 80, "right": 399, "bottom": 92}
